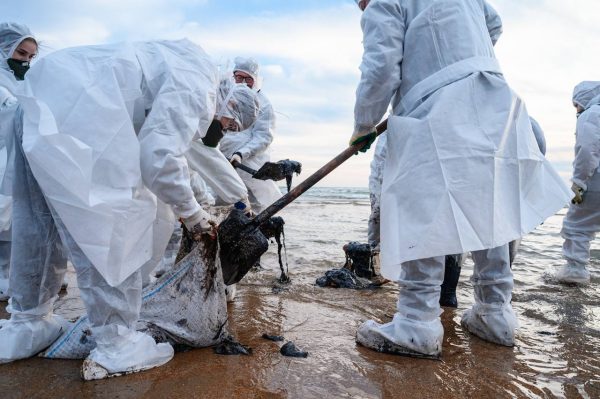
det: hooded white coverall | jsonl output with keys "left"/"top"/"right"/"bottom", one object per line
{"left": 558, "top": 81, "right": 600, "bottom": 284}
{"left": 0, "top": 72, "right": 17, "bottom": 302}
{"left": 0, "top": 40, "right": 239, "bottom": 375}
{"left": 353, "top": 0, "right": 569, "bottom": 356}
{"left": 368, "top": 116, "right": 546, "bottom": 254}
{"left": 0, "top": 22, "right": 36, "bottom": 301}
{"left": 220, "top": 89, "right": 282, "bottom": 213}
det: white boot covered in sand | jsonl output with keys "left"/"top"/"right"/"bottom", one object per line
{"left": 0, "top": 311, "right": 66, "bottom": 363}
{"left": 461, "top": 303, "right": 517, "bottom": 346}
{"left": 356, "top": 256, "right": 445, "bottom": 359}
{"left": 555, "top": 264, "right": 590, "bottom": 285}
{"left": 462, "top": 245, "right": 517, "bottom": 347}
{"left": 82, "top": 327, "right": 174, "bottom": 380}
{"left": 356, "top": 315, "right": 443, "bottom": 359}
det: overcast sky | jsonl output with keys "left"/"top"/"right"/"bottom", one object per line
{"left": 2, "top": 0, "right": 599, "bottom": 186}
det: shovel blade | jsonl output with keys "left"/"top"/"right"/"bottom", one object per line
{"left": 218, "top": 209, "right": 269, "bottom": 285}
{"left": 253, "top": 159, "right": 302, "bottom": 181}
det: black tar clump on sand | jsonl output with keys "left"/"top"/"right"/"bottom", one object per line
{"left": 316, "top": 242, "right": 380, "bottom": 289}
{"left": 213, "top": 336, "right": 252, "bottom": 355}
{"left": 316, "top": 268, "right": 373, "bottom": 289}
{"left": 262, "top": 333, "right": 285, "bottom": 342}
{"left": 342, "top": 241, "right": 375, "bottom": 279}
{"left": 280, "top": 341, "right": 308, "bottom": 358}
{"left": 259, "top": 216, "right": 290, "bottom": 283}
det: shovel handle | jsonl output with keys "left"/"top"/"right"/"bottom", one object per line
{"left": 253, "top": 119, "right": 388, "bottom": 226}
{"left": 232, "top": 160, "right": 257, "bottom": 176}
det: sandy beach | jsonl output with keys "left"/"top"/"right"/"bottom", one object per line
{"left": 1, "top": 188, "right": 599, "bottom": 398}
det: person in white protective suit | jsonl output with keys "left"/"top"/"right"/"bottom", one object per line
{"left": 0, "top": 40, "right": 259, "bottom": 379}
{"left": 368, "top": 117, "right": 546, "bottom": 303}
{"left": 557, "top": 81, "right": 600, "bottom": 285}
{"left": 220, "top": 57, "right": 282, "bottom": 213}
{"left": 154, "top": 78, "right": 256, "bottom": 302}
{"left": 0, "top": 22, "right": 37, "bottom": 82}
{"left": 0, "top": 22, "right": 38, "bottom": 301}
{"left": 351, "top": 0, "right": 569, "bottom": 358}
{"left": 143, "top": 78, "right": 256, "bottom": 288}
{"left": 186, "top": 78, "right": 253, "bottom": 211}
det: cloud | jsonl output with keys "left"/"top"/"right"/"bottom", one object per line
{"left": 491, "top": 0, "right": 600, "bottom": 178}
{"left": 171, "top": 4, "right": 367, "bottom": 186}
{"left": 175, "top": 4, "right": 362, "bottom": 76}
{"left": 7, "top": 0, "right": 599, "bottom": 187}
{"left": 38, "top": 18, "right": 111, "bottom": 50}
{"left": 261, "top": 64, "right": 285, "bottom": 78}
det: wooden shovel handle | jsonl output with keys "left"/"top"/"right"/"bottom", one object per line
{"left": 252, "top": 119, "right": 388, "bottom": 226}
{"left": 232, "top": 160, "right": 257, "bottom": 176}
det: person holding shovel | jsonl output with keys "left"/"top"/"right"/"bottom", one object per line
{"left": 0, "top": 22, "right": 39, "bottom": 301}
{"left": 350, "top": 0, "right": 569, "bottom": 358}
{"left": 220, "top": 57, "right": 282, "bottom": 213}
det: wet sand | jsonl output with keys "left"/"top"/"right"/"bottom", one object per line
{"left": 1, "top": 269, "right": 598, "bottom": 398}
{"left": 1, "top": 201, "right": 599, "bottom": 398}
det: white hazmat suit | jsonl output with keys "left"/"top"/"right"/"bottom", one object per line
{"left": 0, "top": 22, "right": 36, "bottom": 301}
{"left": 352, "top": 0, "right": 569, "bottom": 357}
{"left": 220, "top": 57, "right": 282, "bottom": 213}
{"left": 368, "top": 116, "right": 546, "bottom": 264}
{"left": 0, "top": 40, "right": 259, "bottom": 377}
{"left": 557, "top": 81, "right": 600, "bottom": 284}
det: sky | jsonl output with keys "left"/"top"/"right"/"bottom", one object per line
{"left": 2, "top": 0, "right": 599, "bottom": 187}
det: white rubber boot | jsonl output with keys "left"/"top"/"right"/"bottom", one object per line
{"left": 462, "top": 245, "right": 517, "bottom": 346}
{"left": 356, "top": 256, "right": 444, "bottom": 359}
{"left": 356, "top": 316, "right": 443, "bottom": 359}
{"left": 0, "top": 310, "right": 66, "bottom": 363}
{"left": 82, "top": 327, "right": 174, "bottom": 380}
{"left": 461, "top": 302, "right": 517, "bottom": 346}
{"left": 555, "top": 264, "right": 591, "bottom": 285}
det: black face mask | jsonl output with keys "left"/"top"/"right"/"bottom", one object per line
{"left": 6, "top": 58, "right": 30, "bottom": 81}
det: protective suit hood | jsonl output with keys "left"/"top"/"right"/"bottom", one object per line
{"left": 0, "top": 22, "right": 35, "bottom": 72}
{"left": 233, "top": 56, "right": 259, "bottom": 81}
{"left": 573, "top": 81, "right": 600, "bottom": 110}
{"left": 587, "top": 94, "right": 600, "bottom": 110}
{"left": 0, "top": 22, "right": 34, "bottom": 59}
{"left": 233, "top": 56, "right": 263, "bottom": 91}
{"left": 216, "top": 79, "right": 259, "bottom": 131}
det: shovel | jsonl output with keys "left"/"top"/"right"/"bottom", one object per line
{"left": 232, "top": 159, "right": 302, "bottom": 192}
{"left": 219, "top": 119, "right": 388, "bottom": 285}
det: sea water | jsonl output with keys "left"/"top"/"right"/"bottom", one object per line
{"left": 251, "top": 186, "right": 600, "bottom": 398}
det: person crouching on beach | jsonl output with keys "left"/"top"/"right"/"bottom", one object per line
{"left": 0, "top": 39, "right": 259, "bottom": 379}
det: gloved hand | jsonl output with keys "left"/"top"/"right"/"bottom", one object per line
{"left": 230, "top": 152, "right": 242, "bottom": 165}
{"left": 183, "top": 208, "right": 216, "bottom": 240}
{"left": 571, "top": 183, "right": 584, "bottom": 205}
{"left": 349, "top": 130, "right": 377, "bottom": 153}
{"left": 234, "top": 197, "right": 254, "bottom": 217}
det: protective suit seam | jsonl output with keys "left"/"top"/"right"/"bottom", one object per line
{"left": 428, "top": 5, "right": 444, "bottom": 70}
